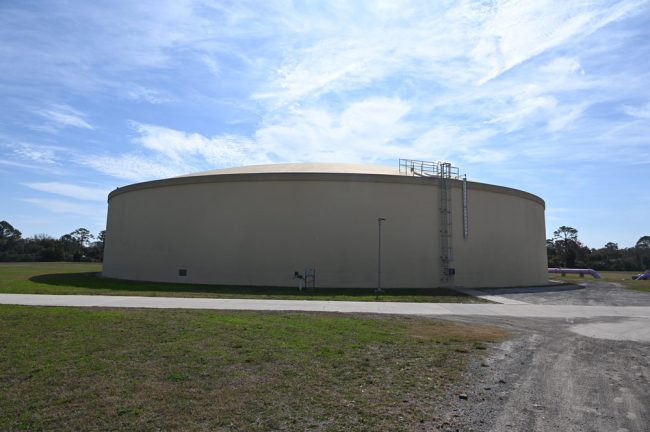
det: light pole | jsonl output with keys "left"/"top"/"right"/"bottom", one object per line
{"left": 377, "top": 217, "right": 386, "bottom": 293}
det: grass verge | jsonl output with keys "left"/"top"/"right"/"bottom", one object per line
{"left": 549, "top": 270, "right": 650, "bottom": 292}
{"left": 0, "top": 262, "right": 488, "bottom": 303}
{"left": 0, "top": 305, "right": 507, "bottom": 431}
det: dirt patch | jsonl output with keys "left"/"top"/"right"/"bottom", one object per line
{"left": 436, "top": 316, "right": 650, "bottom": 432}
{"left": 480, "top": 281, "right": 650, "bottom": 306}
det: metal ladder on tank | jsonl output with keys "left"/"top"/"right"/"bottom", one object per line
{"left": 398, "top": 159, "right": 461, "bottom": 285}
{"left": 439, "top": 162, "right": 454, "bottom": 284}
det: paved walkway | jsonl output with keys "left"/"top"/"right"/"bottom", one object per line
{"left": 451, "top": 287, "right": 529, "bottom": 305}
{"left": 1, "top": 293, "right": 650, "bottom": 319}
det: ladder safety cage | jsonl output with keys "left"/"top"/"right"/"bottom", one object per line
{"left": 439, "top": 162, "right": 453, "bottom": 283}
{"left": 399, "top": 159, "right": 462, "bottom": 179}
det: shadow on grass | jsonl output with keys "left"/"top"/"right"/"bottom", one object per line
{"left": 29, "top": 272, "right": 473, "bottom": 300}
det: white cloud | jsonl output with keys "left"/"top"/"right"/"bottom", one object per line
{"left": 21, "top": 198, "right": 101, "bottom": 217}
{"left": 540, "top": 57, "right": 584, "bottom": 77}
{"left": 201, "top": 56, "right": 221, "bottom": 77}
{"left": 7, "top": 142, "right": 63, "bottom": 164}
{"left": 256, "top": 97, "right": 413, "bottom": 162}
{"left": 254, "top": 0, "right": 642, "bottom": 107}
{"left": 78, "top": 153, "right": 190, "bottom": 182}
{"left": 547, "top": 104, "right": 588, "bottom": 132}
{"left": 129, "top": 122, "right": 265, "bottom": 166}
{"left": 488, "top": 90, "right": 559, "bottom": 131}
{"left": 255, "top": 97, "right": 506, "bottom": 165}
{"left": 411, "top": 125, "right": 502, "bottom": 163}
{"left": 0, "top": 159, "right": 44, "bottom": 170}
{"left": 34, "top": 104, "right": 93, "bottom": 131}
{"left": 74, "top": 96, "right": 504, "bottom": 178}
{"left": 623, "top": 102, "right": 650, "bottom": 119}
{"left": 127, "top": 87, "right": 169, "bottom": 104}
{"left": 3, "top": 1, "right": 643, "bottom": 177}
{"left": 470, "top": 0, "right": 644, "bottom": 84}
{"left": 23, "top": 182, "right": 110, "bottom": 201}
{"left": 75, "top": 122, "right": 269, "bottom": 181}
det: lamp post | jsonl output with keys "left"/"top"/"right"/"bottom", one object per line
{"left": 377, "top": 217, "right": 386, "bottom": 293}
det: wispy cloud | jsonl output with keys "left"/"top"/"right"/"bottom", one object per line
{"left": 624, "top": 101, "right": 650, "bottom": 119}
{"left": 33, "top": 104, "right": 93, "bottom": 132}
{"left": 129, "top": 122, "right": 263, "bottom": 166}
{"left": 23, "top": 182, "right": 110, "bottom": 201}
{"left": 127, "top": 87, "right": 169, "bottom": 104}
{"left": 20, "top": 198, "right": 102, "bottom": 217}
{"left": 76, "top": 121, "right": 268, "bottom": 182}
{"left": 469, "top": 0, "right": 644, "bottom": 84}
{"left": 77, "top": 153, "right": 189, "bottom": 182}
{"left": 253, "top": 1, "right": 644, "bottom": 106}
{"left": 256, "top": 97, "right": 413, "bottom": 162}
{"left": 0, "top": 159, "right": 45, "bottom": 170}
{"left": 5, "top": 142, "right": 63, "bottom": 164}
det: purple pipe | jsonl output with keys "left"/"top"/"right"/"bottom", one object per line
{"left": 548, "top": 268, "right": 601, "bottom": 279}
{"left": 633, "top": 270, "right": 650, "bottom": 280}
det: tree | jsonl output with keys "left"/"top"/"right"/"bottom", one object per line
{"left": 0, "top": 220, "right": 22, "bottom": 241}
{"left": 0, "top": 220, "right": 22, "bottom": 249}
{"left": 636, "top": 236, "right": 650, "bottom": 249}
{"left": 59, "top": 234, "right": 81, "bottom": 261}
{"left": 85, "top": 230, "right": 106, "bottom": 262}
{"left": 553, "top": 226, "right": 580, "bottom": 268}
{"left": 546, "top": 238, "right": 562, "bottom": 267}
{"left": 0, "top": 220, "right": 23, "bottom": 260}
{"left": 0, "top": 221, "right": 107, "bottom": 262}
{"left": 25, "top": 233, "right": 63, "bottom": 262}
{"left": 69, "top": 228, "right": 94, "bottom": 248}
{"left": 635, "top": 236, "right": 650, "bottom": 269}
{"left": 553, "top": 226, "right": 578, "bottom": 243}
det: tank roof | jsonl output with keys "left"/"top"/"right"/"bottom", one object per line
{"left": 108, "top": 162, "right": 544, "bottom": 208}
{"left": 178, "top": 163, "right": 400, "bottom": 177}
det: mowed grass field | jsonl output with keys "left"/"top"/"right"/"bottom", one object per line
{"left": 0, "top": 305, "right": 507, "bottom": 431}
{"left": 0, "top": 262, "right": 487, "bottom": 303}
{"left": 549, "top": 270, "right": 650, "bottom": 292}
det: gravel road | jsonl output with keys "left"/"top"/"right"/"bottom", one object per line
{"left": 434, "top": 281, "right": 650, "bottom": 432}
{"left": 478, "top": 281, "right": 650, "bottom": 306}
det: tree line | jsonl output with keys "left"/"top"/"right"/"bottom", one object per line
{"left": 0, "top": 220, "right": 105, "bottom": 262}
{"left": 548, "top": 226, "right": 650, "bottom": 271}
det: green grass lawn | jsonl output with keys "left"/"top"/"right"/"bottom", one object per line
{"left": 0, "top": 305, "right": 507, "bottom": 431}
{"left": 548, "top": 270, "right": 650, "bottom": 292}
{"left": 0, "top": 262, "right": 488, "bottom": 303}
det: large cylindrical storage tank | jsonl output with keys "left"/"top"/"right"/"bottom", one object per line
{"left": 103, "top": 163, "right": 547, "bottom": 288}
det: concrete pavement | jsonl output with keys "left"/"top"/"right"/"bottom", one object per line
{"left": 451, "top": 287, "right": 530, "bottom": 305}
{"left": 1, "top": 293, "right": 650, "bottom": 319}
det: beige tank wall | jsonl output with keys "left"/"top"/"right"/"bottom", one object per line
{"left": 103, "top": 175, "right": 546, "bottom": 288}
{"left": 452, "top": 186, "right": 548, "bottom": 287}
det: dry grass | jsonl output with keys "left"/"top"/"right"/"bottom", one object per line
{"left": 0, "top": 306, "right": 508, "bottom": 431}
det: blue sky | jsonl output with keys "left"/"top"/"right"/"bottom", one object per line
{"left": 1, "top": 0, "right": 648, "bottom": 248}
